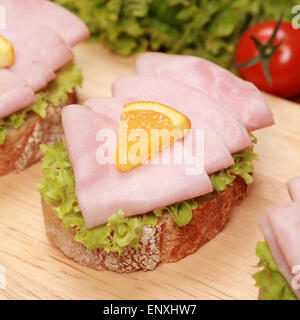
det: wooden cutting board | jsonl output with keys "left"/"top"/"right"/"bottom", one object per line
{"left": 0, "top": 43, "right": 300, "bottom": 300}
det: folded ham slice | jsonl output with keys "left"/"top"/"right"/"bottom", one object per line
{"left": 62, "top": 103, "right": 213, "bottom": 229}
{"left": 135, "top": 52, "right": 274, "bottom": 131}
{"left": 261, "top": 203, "right": 300, "bottom": 299}
{"left": 0, "top": 0, "right": 89, "bottom": 47}
{"left": 260, "top": 215, "right": 296, "bottom": 294}
{"left": 260, "top": 214, "right": 300, "bottom": 299}
{"left": 84, "top": 97, "right": 234, "bottom": 175}
{"left": 112, "top": 75, "right": 252, "bottom": 154}
{"left": 1, "top": 16, "right": 73, "bottom": 93}
{"left": 0, "top": 70, "right": 36, "bottom": 119}
{"left": 287, "top": 176, "right": 300, "bottom": 203}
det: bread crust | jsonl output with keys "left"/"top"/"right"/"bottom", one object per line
{"left": 0, "top": 92, "right": 76, "bottom": 176}
{"left": 42, "top": 176, "right": 248, "bottom": 273}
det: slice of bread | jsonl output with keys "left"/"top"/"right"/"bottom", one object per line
{"left": 0, "top": 92, "right": 76, "bottom": 176}
{"left": 42, "top": 175, "right": 248, "bottom": 273}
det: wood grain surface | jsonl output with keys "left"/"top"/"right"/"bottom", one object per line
{"left": 0, "top": 43, "right": 299, "bottom": 300}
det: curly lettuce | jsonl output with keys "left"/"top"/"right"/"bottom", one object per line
{"left": 63, "top": 210, "right": 143, "bottom": 255}
{"left": 153, "top": 199, "right": 198, "bottom": 227}
{"left": 38, "top": 139, "right": 258, "bottom": 254}
{"left": 253, "top": 242, "right": 297, "bottom": 300}
{"left": 54, "top": 0, "right": 297, "bottom": 71}
{"left": 210, "top": 133, "right": 259, "bottom": 191}
{"left": 0, "top": 63, "right": 82, "bottom": 145}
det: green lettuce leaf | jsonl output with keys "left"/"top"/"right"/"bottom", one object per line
{"left": 64, "top": 209, "right": 143, "bottom": 255}
{"left": 0, "top": 63, "right": 82, "bottom": 145}
{"left": 253, "top": 242, "right": 297, "bottom": 300}
{"left": 54, "top": 0, "right": 298, "bottom": 71}
{"left": 142, "top": 210, "right": 163, "bottom": 226}
{"left": 154, "top": 199, "right": 198, "bottom": 227}
{"left": 38, "top": 138, "right": 258, "bottom": 253}
{"left": 210, "top": 133, "right": 259, "bottom": 191}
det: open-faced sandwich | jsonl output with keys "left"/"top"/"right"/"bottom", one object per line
{"left": 38, "top": 53, "right": 274, "bottom": 273}
{"left": 0, "top": 0, "right": 89, "bottom": 176}
{"left": 253, "top": 176, "right": 300, "bottom": 300}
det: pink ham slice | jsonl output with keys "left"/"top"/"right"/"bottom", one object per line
{"left": 112, "top": 75, "right": 252, "bottom": 154}
{"left": 84, "top": 97, "right": 234, "bottom": 175}
{"left": 261, "top": 203, "right": 300, "bottom": 299}
{"left": 0, "top": 69, "right": 36, "bottom": 118}
{"left": 62, "top": 103, "right": 213, "bottom": 229}
{"left": 135, "top": 52, "right": 274, "bottom": 131}
{"left": 0, "top": 0, "right": 89, "bottom": 47}
{"left": 287, "top": 176, "right": 300, "bottom": 203}
{"left": 260, "top": 215, "right": 297, "bottom": 298}
{"left": 1, "top": 16, "right": 73, "bottom": 92}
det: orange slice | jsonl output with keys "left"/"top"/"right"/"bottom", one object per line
{"left": 116, "top": 101, "right": 191, "bottom": 172}
{"left": 0, "top": 36, "right": 14, "bottom": 68}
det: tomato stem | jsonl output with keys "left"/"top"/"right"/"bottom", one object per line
{"left": 235, "top": 13, "right": 285, "bottom": 86}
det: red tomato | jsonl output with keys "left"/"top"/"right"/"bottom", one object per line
{"left": 235, "top": 21, "right": 300, "bottom": 98}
